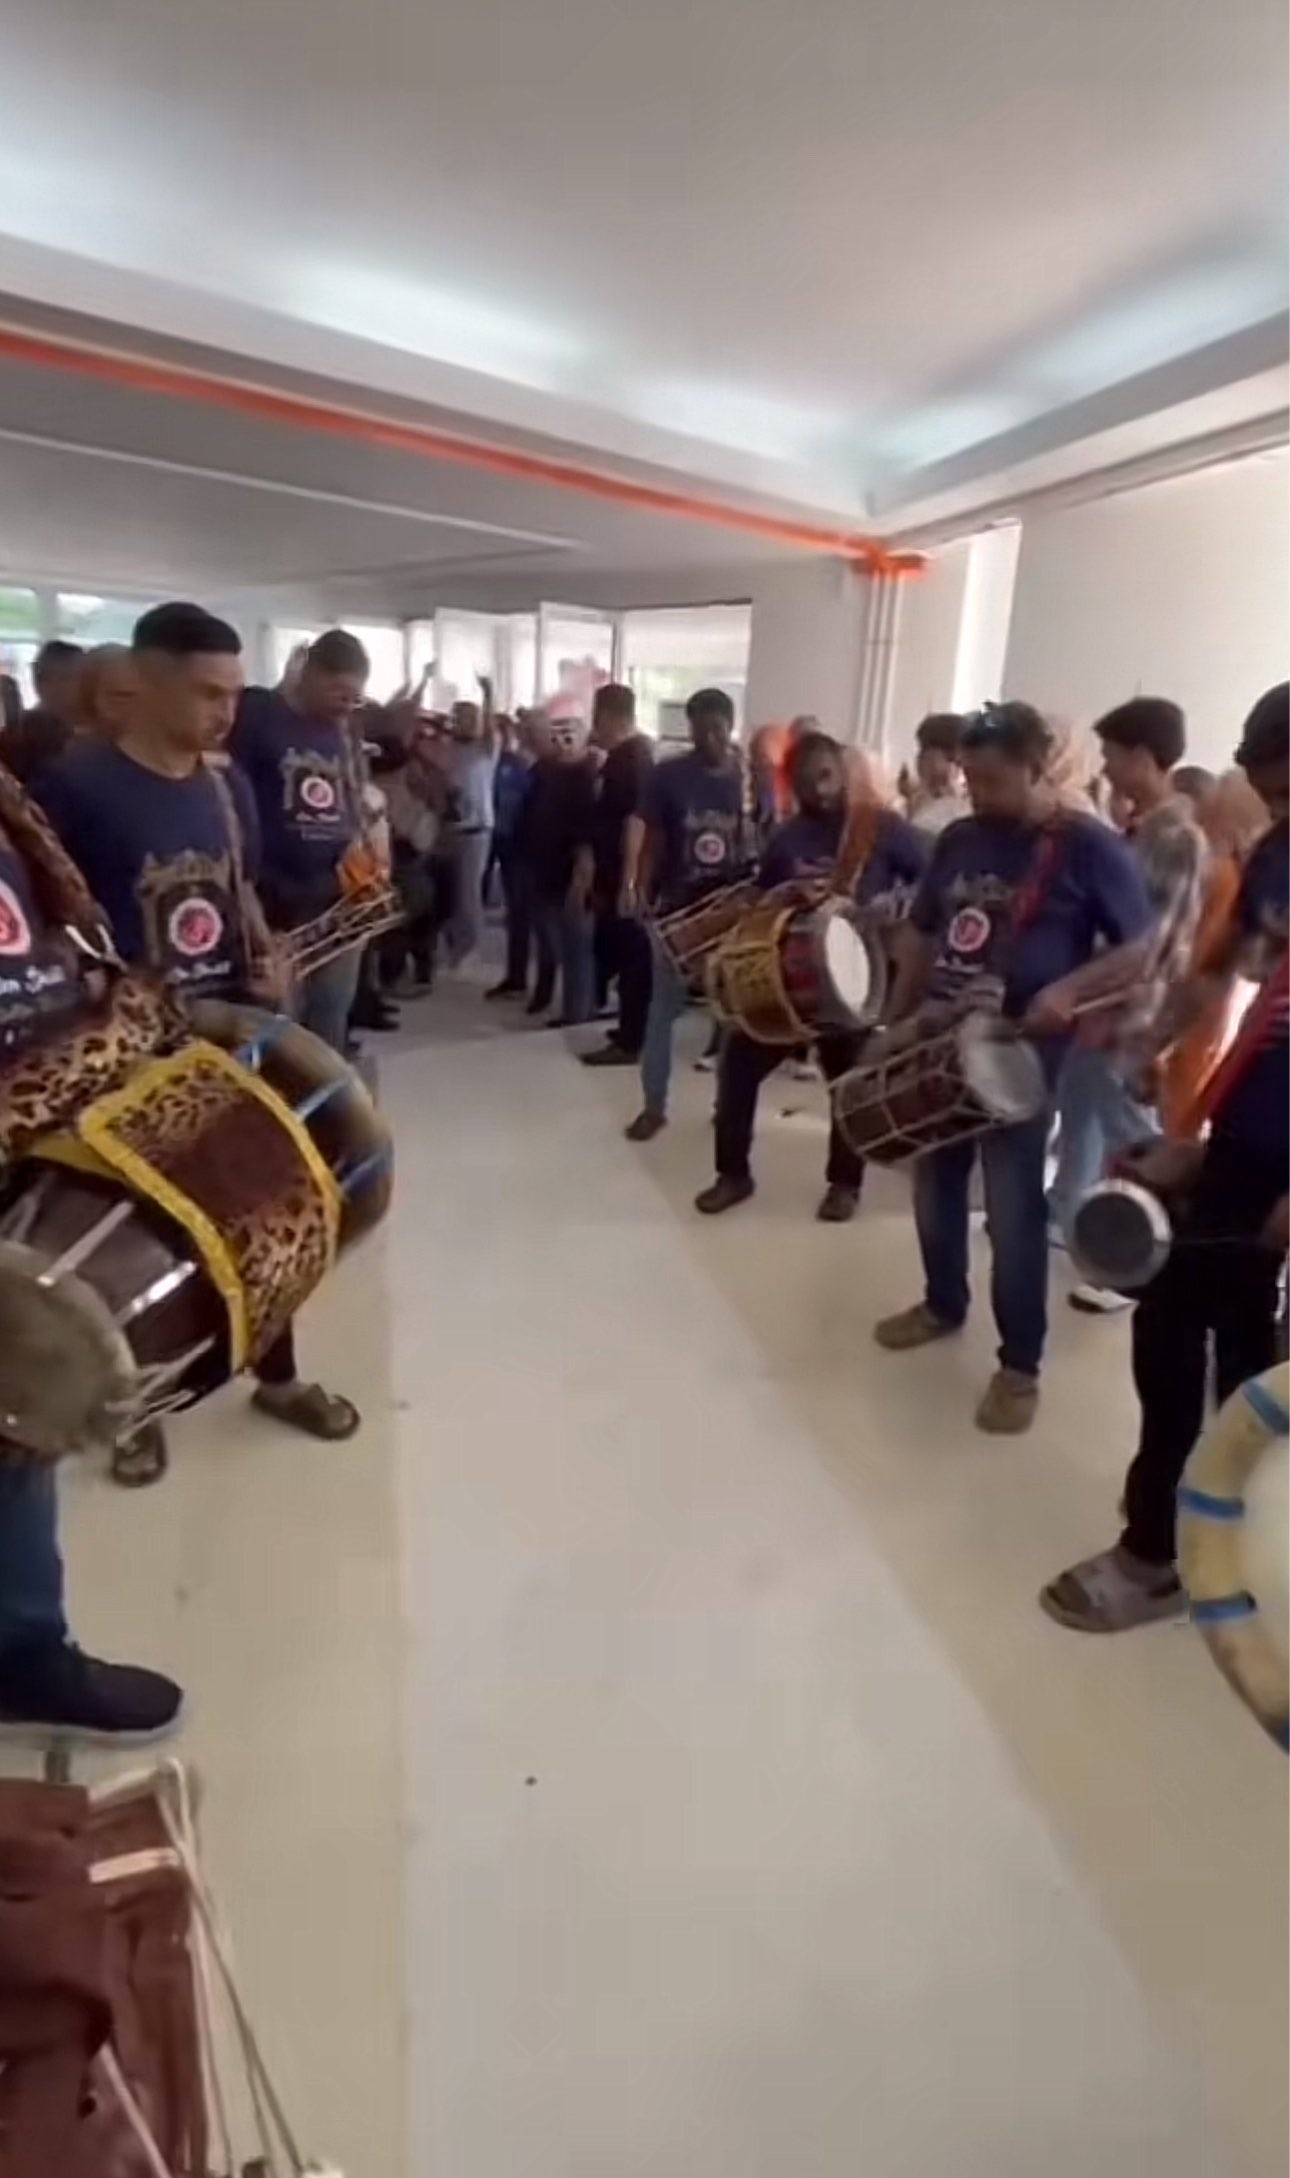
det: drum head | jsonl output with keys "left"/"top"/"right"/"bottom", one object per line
{"left": 0, "top": 1242, "right": 136, "bottom": 1462}
{"left": 1070, "top": 1180, "right": 1171, "bottom": 1293}
{"left": 959, "top": 1016, "right": 1046, "bottom": 1121}
{"left": 821, "top": 915, "right": 873, "bottom": 1019}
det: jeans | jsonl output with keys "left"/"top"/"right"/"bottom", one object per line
{"left": 1121, "top": 1133, "right": 1285, "bottom": 1565}
{"left": 913, "top": 1108, "right": 1053, "bottom": 1376}
{"left": 639, "top": 947, "right": 689, "bottom": 1117}
{"left": 496, "top": 840, "right": 532, "bottom": 989}
{"left": 296, "top": 946, "right": 363, "bottom": 1055}
{"left": 1048, "top": 1044, "right": 1159, "bottom": 1240}
{"left": 533, "top": 899, "right": 594, "bottom": 1024}
{"left": 716, "top": 1031, "right": 864, "bottom": 1188}
{"left": 448, "top": 829, "right": 492, "bottom": 964}
{"left": 0, "top": 1465, "right": 65, "bottom": 1654}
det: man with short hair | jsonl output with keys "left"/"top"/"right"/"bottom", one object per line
{"left": 39, "top": 602, "right": 361, "bottom": 1478}
{"left": 582, "top": 683, "right": 656, "bottom": 1067}
{"left": 908, "top": 712, "right": 967, "bottom": 836}
{"left": 623, "top": 688, "right": 748, "bottom": 1141}
{"left": 1050, "top": 696, "right": 1207, "bottom": 1310}
{"left": 874, "top": 701, "right": 1153, "bottom": 1434}
{"left": 444, "top": 679, "right": 498, "bottom": 968}
{"left": 230, "top": 628, "right": 372, "bottom": 1051}
{"left": 1, "top": 638, "right": 85, "bottom": 785}
{"left": 1042, "top": 683, "right": 1288, "bottom": 1632}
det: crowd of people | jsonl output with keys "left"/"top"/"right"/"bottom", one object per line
{"left": 0, "top": 611, "right": 1284, "bottom": 1745}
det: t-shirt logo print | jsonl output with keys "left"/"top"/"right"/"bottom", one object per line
{"left": 299, "top": 773, "right": 338, "bottom": 814}
{"left": 692, "top": 828, "right": 729, "bottom": 869}
{"left": 0, "top": 879, "right": 32, "bottom": 957}
{"left": 947, "top": 904, "right": 991, "bottom": 956}
{"left": 168, "top": 896, "right": 224, "bottom": 959}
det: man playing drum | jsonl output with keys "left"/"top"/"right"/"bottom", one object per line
{"left": 38, "top": 603, "right": 360, "bottom": 1484}
{"left": 695, "top": 732, "right": 927, "bottom": 1222}
{"left": 0, "top": 776, "right": 183, "bottom": 1742}
{"left": 873, "top": 702, "right": 1152, "bottom": 1434}
{"left": 623, "top": 688, "right": 750, "bottom": 1143}
{"left": 1042, "top": 683, "right": 1289, "bottom": 1630}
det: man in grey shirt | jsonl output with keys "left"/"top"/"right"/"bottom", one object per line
{"left": 445, "top": 676, "right": 498, "bottom": 966}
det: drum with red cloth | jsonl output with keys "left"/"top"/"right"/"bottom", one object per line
{"left": 653, "top": 880, "right": 760, "bottom": 991}
{"left": 707, "top": 886, "right": 884, "bottom": 1045}
{"left": 831, "top": 1011, "right": 1046, "bottom": 1165}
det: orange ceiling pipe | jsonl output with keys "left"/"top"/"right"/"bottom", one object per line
{"left": 0, "top": 323, "right": 922, "bottom": 576}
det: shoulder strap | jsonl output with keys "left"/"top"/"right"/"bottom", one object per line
{"left": 0, "top": 756, "right": 113, "bottom": 954}
{"left": 204, "top": 760, "right": 258, "bottom": 975}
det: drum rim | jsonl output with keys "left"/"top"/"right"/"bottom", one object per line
{"left": 1068, "top": 1177, "right": 1173, "bottom": 1292}
{"left": 957, "top": 1012, "right": 1046, "bottom": 1120}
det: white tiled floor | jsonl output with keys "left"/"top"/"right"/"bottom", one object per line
{"left": 22, "top": 980, "right": 1288, "bottom": 2175}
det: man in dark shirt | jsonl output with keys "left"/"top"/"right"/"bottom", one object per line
{"left": 230, "top": 628, "right": 370, "bottom": 1052}
{"left": 624, "top": 688, "right": 748, "bottom": 1140}
{"left": 874, "top": 702, "right": 1152, "bottom": 1434}
{"left": 582, "top": 683, "right": 656, "bottom": 1066}
{"left": 40, "top": 603, "right": 360, "bottom": 1477}
{"left": 696, "top": 732, "right": 928, "bottom": 1222}
{"left": 514, "top": 713, "right": 599, "bottom": 1024}
{"left": 0, "top": 638, "right": 85, "bottom": 786}
{"left": 0, "top": 773, "right": 182, "bottom": 1742}
{"left": 1042, "top": 683, "right": 1289, "bottom": 1631}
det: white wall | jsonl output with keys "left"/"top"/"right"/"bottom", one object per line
{"left": 744, "top": 558, "right": 870, "bottom": 737}
{"left": 885, "top": 540, "right": 971, "bottom": 753}
{"left": 1002, "top": 449, "right": 1289, "bottom": 767}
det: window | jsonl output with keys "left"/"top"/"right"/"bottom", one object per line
{"left": 432, "top": 612, "right": 499, "bottom": 707}
{"left": 0, "top": 587, "right": 40, "bottom": 705}
{"left": 271, "top": 626, "right": 322, "bottom": 686}
{"left": 619, "top": 605, "right": 751, "bottom": 738}
{"left": 56, "top": 593, "right": 140, "bottom": 647}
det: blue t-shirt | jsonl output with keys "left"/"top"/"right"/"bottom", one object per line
{"left": 646, "top": 751, "right": 747, "bottom": 909}
{"left": 1213, "top": 823, "right": 1288, "bottom": 1156}
{"left": 229, "top": 688, "right": 361, "bottom": 919}
{"left": 454, "top": 742, "right": 498, "bottom": 831}
{"left": 492, "top": 749, "right": 532, "bottom": 842}
{"left": 0, "top": 829, "right": 83, "bottom": 1057}
{"left": 910, "top": 813, "right": 1152, "bottom": 1023}
{"left": 37, "top": 740, "right": 260, "bottom": 995}
{"left": 759, "top": 808, "right": 929, "bottom": 904}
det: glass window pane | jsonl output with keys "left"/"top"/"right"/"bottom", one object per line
{"left": 435, "top": 612, "right": 498, "bottom": 708}
{"left": 341, "top": 622, "right": 407, "bottom": 704}
{"left": 56, "top": 593, "right": 139, "bottom": 646}
{"left": 0, "top": 638, "right": 41, "bottom": 707}
{"left": 619, "top": 605, "right": 751, "bottom": 737}
{"left": 0, "top": 586, "right": 40, "bottom": 640}
{"left": 540, "top": 607, "right": 615, "bottom": 715}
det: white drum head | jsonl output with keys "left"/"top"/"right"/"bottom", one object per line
{"left": 959, "top": 1015, "right": 1046, "bottom": 1121}
{"left": 821, "top": 915, "right": 873, "bottom": 1017}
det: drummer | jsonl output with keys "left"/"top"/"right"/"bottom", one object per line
{"left": 695, "top": 732, "right": 927, "bottom": 1221}
{"left": 37, "top": 601, "right": 361, "bottom": 1484}
{"left": 1041, "top": 681, "right": 1288, "bottom": 1631}
{"left": 623, "top": 688, "right": 750, "bottom": 1143}
{"left": 0, "top": 770, "right": 182, "bottom": 1742}
{"left": 872, "top": 701, "right": 1153, "bottom": 1434}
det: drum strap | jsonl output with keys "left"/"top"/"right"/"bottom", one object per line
{"left": 205, "top": 761, "right": 263, "bottom": 986}
{"left": 1197, "top": 952, "right": 1290, "bottom": 1127}
{"left": 832, "top": 800, "right": 882, "bottom": 898}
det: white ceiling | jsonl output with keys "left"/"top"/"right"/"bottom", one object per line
{"left": 0, "top": 0, "right": 1285, "bottom": 594}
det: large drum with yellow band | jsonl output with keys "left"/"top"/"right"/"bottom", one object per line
{"left": 0, "top": 1005, "right": 391, "bottom": 1465}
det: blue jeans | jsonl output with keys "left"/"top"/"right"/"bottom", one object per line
{"left": 1048, "top": 1044, "right": 1159, "bottom": 1241}
{"left": 913, "top": 1109, "right": 1052, "bottom": 1376}
{"left": 296, "top": 946, "right": 363, "bottom": 1055}
{"left": 534, "top": 899, "right": 594, "bottom": 1024}
{"left": 448, "top": 830, "right": 492, "bottom": 965}
{"left": 639, "top": 947, "right": 689, "bottom": 1118}
{"left": 0, "top": 1466, "right": 65, "bottom": 1655}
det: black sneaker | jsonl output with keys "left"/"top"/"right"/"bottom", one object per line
{"left": 816, "top": 1184, "right": 860, "bottom": 1224}
{"left": 581, "top": 1043, "right": 637, "bottom": 1068}
{"left": 625, "top": 1110, "right": 667, "bottom": 1143}
{"left": 485, "top": 980, "right": 525, "bottom": 1000}
{"left": 0, "top": 1641, "right": 184, "bottom": 1744}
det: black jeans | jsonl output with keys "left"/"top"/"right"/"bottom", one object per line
{"left": 1122, "top": 1131, "right": 1285, "bottom": 1566}
{"left": 592, "top": 907, "right": 653, "bottom": 1056}
{"left": 714, "top": 1031, "right": 865, "bottom": 1189}
{"left": 255, "top": 1323, "right": 297, "bottom": 1385}
{"left": 496, "top": 838, "right": 532, "bottom": 990}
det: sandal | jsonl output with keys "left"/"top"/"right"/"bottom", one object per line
{"left": 251, "top": 1382, "right": 361, "bottom": 1441}
{"left": 110, "top": 1421, "right": 169, "bottom": 1490}
{"left": 1039, "top": 1546, "right": 1184, "bottom": 1633}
